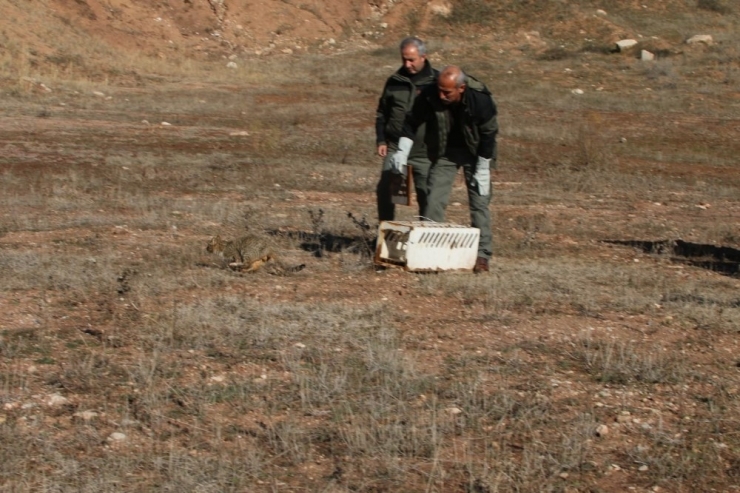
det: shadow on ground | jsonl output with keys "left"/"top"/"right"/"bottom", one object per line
{"left": 602, "top": 239, "right": 740, "bottom": 277}
{"left": 269, "top": 229, "right": 377, "bottom": 259}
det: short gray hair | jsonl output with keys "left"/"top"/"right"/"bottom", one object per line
{"left": 455, "top": 70, "right": 468, "bottom": 87}
{"left": 399, "top": 37, "right": 427, "bottom": 56}
{"left": 441, "top": 65, "right": 468, "bottom": 87}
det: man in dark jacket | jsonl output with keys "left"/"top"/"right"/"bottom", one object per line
{"left": 388, "top": 65, "right": 498, "bottom": 273}
{"left": 375, "top": 37, "right": 439, "bottom": 221}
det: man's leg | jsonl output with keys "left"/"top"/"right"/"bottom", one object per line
{"left": 462, "top": 160, "right": 493, "bottom": 259}
{"left": 423, "top": 156, "right": 458, "bottom": 222}
{"left": 376, "top": 170, "right": 396, "bottom": 221}
{"left": 376, "top": 146, "right": 400, "bottom": 222}
{"left": 408, "top": 155, "right": 431, "bottom": 220}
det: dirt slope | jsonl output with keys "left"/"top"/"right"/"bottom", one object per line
{"left": 3, "top": 0, "right": 732, "bottom": 71}
{"left": 3, "top": 0, "right": 410, "bottom": 59}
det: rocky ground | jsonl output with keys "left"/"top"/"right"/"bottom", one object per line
{"left": 2, "top": 1, "right": 740, "bottom": 492}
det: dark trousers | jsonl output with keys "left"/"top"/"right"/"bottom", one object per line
{"left": 424, "top": 148, "right": 493, "bottom": 259}
{"left": 376, "top": 154, "right": 431, "bottom": 221}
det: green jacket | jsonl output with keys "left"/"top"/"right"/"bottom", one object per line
{"left": 375, "top": 60, "right": 438, "bottom": 158}
{"left": 402, "top": 75, "right": 498, "bottom": 165}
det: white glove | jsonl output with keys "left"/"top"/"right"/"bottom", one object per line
{"left": 473, "top": 156, "right": 491, "bottom": 196}
{"left": 386, "top": 137, "right": 413, "bottom": 176}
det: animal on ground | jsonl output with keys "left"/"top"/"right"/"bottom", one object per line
{"left": 206, "top": 234, "right": 305, "bottom": 275}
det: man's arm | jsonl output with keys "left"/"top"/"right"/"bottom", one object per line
{"left": 387, "top": 89, "right": 431, "bottom": 176}
{"left": 375, "top": 97, "right": 388, "bottom": 147}
{"left": 400, "top": 89, "right": 430, "bottom": 141}
{"left": 472, "top": 93, "right": 499, "bottom": 196}
{"left": 475, "top": 95, "right": 498, "bottom": 161}
{"left": 375, "top": 80, "right": 391, "bottom": 157}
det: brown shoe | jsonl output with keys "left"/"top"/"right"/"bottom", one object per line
{"left": 473, "top": 257, "right": 489, "bottom": 274}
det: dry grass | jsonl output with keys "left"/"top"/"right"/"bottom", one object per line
{"left": 1, "top": 3, "right": 740, "bottom": 492}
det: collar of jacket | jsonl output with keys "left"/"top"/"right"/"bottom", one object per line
{"left": 392, "top": 59, "right": 435, "bottom": 83}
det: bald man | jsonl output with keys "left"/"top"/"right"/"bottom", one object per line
{"left": 387, "top": 65, "right": 498, "bottom": 273}
{"left": 375, "top": 37, "right": 439, "bottom": 221}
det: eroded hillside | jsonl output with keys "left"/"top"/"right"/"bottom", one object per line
{"left": 4, "top": 0, "right": 736, "bottom": 73}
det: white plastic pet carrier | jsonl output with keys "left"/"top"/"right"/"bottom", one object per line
{"left": 374, "top": 221, "right": 481, "bottom": 272}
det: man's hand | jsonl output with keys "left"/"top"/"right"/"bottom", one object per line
{"left": 377, "top": 144, "right": 388, "bottom": 157}
{"left": 386, "top": 137, "right": 413, "bottom": 176}
{"left": 473, "top": 157, "right": 491, "bottom": 196}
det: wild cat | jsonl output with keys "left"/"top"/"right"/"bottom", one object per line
{"left": 206, "top": 234, "right": 305, "bottom": 275}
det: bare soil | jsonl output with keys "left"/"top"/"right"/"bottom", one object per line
{"left": 2, "top": 1, "right": 740, "bottom": 492}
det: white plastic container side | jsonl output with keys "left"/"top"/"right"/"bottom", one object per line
{"left": 374, "top": 221, "right": 481, "bottom": 272}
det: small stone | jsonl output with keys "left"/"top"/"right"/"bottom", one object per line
{"left": 595, "top": 424, "right": 609, "bottom": 437}
{"left": 639, "top": 465, "right": 649, "bottom": 472}
{"left": 47, "top": 394, "right": 69, "bottom": 407}
{"left": 74, "top": 410, "right": 99, "bottom": 422}
{"left": 571, "top": 88, "right": 584, "bottom": 95}
{"left": 107, "top": 432, "right": 127, "bottom": 442}
{"left": 445, "top": 407, "right": 463, "bottom": 415}
{"left": 686, "top": 34, "right": 713, "bottom": 45}
{"left": 616, "top": 39, "right": 638, "bottom": 51}
{"left": 294, "top": 342, "right": 306, "bottom": 349}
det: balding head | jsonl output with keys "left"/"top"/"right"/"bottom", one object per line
{"left": 440, "top": 66, "right": 467, "bottom": 87}
{"left": 438, "top": 65, "right": 467, "bottom": 105}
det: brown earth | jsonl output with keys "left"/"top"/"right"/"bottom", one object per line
{"left": 3, "top": 0, "right": 716, "bottom": 61}
{"left": 2, "top": 1, "right": 740, "bottom": 492}
{"left": 4, "top": 0, "right": 414, "bottom": 59}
